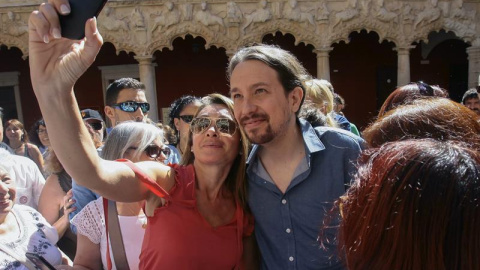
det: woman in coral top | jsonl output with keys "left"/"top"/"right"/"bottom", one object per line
{"left": 28, "top": 4, "right": 256, "bottom": 267}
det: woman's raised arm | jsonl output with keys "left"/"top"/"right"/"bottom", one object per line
{"left": 28, "top": 0, "right": 158, "bottom": 202}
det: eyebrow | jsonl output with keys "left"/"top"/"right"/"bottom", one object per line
{"left": 229, "top": 82, "right": 270, "bottom": 96}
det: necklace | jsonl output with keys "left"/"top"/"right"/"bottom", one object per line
{"left": 11, "top": 143, "right": 24, "bottom": 150}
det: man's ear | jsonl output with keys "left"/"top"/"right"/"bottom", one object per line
{"left": 104, "top": 106, "right": 115, "bottom": 123}
{"left": 290, "top": 86, "right": 304, "bottom": 113}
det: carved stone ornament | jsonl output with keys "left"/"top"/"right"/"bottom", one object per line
{"left": 0, "top": 0, "right": 479, "bottom": 57}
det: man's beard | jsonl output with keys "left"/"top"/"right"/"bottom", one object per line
{"left": 246, "top": 124, "right": 276, "bottom": 145}
{"left": 241, "top": 112, "right": 291, "bottom": 145}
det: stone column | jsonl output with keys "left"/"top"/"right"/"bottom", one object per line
{"left": 134, "top": 55, "right": 159, "bottom": 122}
{"left": 467, "top": 45, "right": 480, "bottom": 89}
{"left": 314, "top": 47, "right": 333, "bottom": 81}
{"left": 394, "top": 46, "right": 415, "bottom": 86}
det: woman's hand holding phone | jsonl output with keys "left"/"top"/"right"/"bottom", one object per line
{"left": 28, "top": 0, "right": 104, "bottom": 99}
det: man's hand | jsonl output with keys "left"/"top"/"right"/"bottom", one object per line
{"left": 28, "top": 0, "right": 103, "bottom": 96}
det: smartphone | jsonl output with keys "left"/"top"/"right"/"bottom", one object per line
{"left": 59, "top": 0, "right": 109, "bottom": 40}
{"left": 25, "top": 252, "right": 56, "bottom": 270}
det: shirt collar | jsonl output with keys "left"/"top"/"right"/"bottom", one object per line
{"left": 246, "top": 118, "right": 325, "bottom": 165}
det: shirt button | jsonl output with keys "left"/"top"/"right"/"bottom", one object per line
{"left": 281, "top": 199, "right": 287, "bottom": 204}
{"left": 286, "top": 228, "right": 291, "bottom": 233}
{"left": 289, "top": 256, "right": 294, "bottom": 262}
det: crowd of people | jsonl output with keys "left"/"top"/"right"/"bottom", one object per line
{"left": 1, "top": 0, "right": 480, "bottom": 269}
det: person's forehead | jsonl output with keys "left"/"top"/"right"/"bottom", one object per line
{"left": 466, "top": 97, "right": 480, "bottom": 103}
{"left": 197, "top": 104, "right": 233, "bottom": 119}
{"left": 230, "top": 60, "right": 280, "bottom": 88}
{"left": 0, "top": 169, "right": 9, "bottom": 179}
{"left": 116, "top": 88, "right": 147, "bottom": 103}
{"left": 181, "top": 103, "right": 200, "bottom": 115}
{"left": 152, "top": 137, "right": 164, "bottom": 146}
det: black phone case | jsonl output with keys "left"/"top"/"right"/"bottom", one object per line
{"left": 59, "top": 0, "right": 109, "bottom": 40}
{"left": 25, "top": 252, "right": 56, "bottom": 270}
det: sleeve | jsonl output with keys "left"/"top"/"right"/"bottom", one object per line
{"left": 18, "top": 205, "right": 59, "bottom": 244}
{"left": 71, "top": 197, "right": 105, "bottom": 244}
{"left": 69, "top": 179, "right": 100, "bottom": 234}
{"left": 343, "top": 135, "right": 364, "bottom": 189}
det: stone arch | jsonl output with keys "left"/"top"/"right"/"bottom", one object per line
{"left": 330, "top": 30, "right": 397, "bottom": 128}
{"left": 260, "top": 32, "right": 317, "bottom": 76}
{"left": 410, "top": 22, "right": 477, "bottom": 47}
{"left": 152, "top": 35, "right": 230, "bottom": 110}
{"left": 0, "top": 40, "right": 27, "bottom": 58}
{"left": 147, "top": 25, "right": 231, "bottom": 55}
{"left": 240, "top": 22, "right": 320, "bottom": 48}
{"left": 98, "top": 38, "right": 136, "bottom": 56}
{"left": 330, "top": 26, "right": 399, "bottom": 48}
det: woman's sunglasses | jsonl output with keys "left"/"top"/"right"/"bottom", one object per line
{"left": 179, "top": 115, "right": 194, "bottom": 124}
{"left": 88, "top": 122, "right": 103, "bottom": 131}
{"left": 190, "top": 117, "right": 237, "bottom": 136}
{"left": 414, "top": 81, "right": 434, "bottom": 96}
{"left": 129, "top": 144, "right": 170, "bottom": 159}
{"left": 112, "top": 101, "right": 150, "bottom": 114}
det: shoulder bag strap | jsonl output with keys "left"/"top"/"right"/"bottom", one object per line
{"left": 0, "top": 243, "right": 37, "bottom": 270}
{"left": 116, "top": 159, "right": 170, "bottom": 199}
{"left": 103, "top": 198, "right": 130, "bottom": 270}
{"left": 103, "top": 198, "right": 112, "bottom": 270}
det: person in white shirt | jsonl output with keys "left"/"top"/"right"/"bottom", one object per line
{"left": 0, "top": 148, "right": 45, "bottom": 209}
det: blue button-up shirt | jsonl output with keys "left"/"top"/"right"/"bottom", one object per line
{"left": 247, "top": 119, "right": 364, "bottom": 270}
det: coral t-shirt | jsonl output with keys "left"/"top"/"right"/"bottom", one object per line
{"left": 120, "top": 161, "right": 254, "bottom": 270}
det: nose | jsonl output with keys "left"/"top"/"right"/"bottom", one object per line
{"left": 157, "top": 152, "right": 167, "bottom": 163}
{"left": 205, "top": 124, "right": 219, "bottom": 137}
{"left": 132, "top": 108, "right": 146, "bottom": 122}
{"left": 239, "top": 96, "right": 257, "bottom": 117}
{"left": 0, "top": 181, "right": 9, "bottom": 195}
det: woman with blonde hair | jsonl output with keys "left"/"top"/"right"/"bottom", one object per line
{"left": 303, "top": 79, "right": 339, "bottom": 128}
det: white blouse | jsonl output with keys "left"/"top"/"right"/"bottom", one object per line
{"left": 71, "top": 197, "right": 146, "bottom": 270}
{"left": 0, "top": 204, "right": 62, "bottom": 269}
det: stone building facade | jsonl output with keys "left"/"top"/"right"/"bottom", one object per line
{"left": 1, "top": 0, "right": 479, "bottom": 128}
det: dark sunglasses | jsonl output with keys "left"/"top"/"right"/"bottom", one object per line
{"left": 129, "top": 144, "right": 170, "bottom": 159}
{"left": 415, "top": 81, "right": 434, "bottom": 96}
{"left": 112, "top": 101, "right": 150, "bottom": 114}
{"left": 89, "top": 122, "right": 103, "bottom": 131}
{"left": 179, "top": 115, "right": 194, "bottom": 124}
{"left": 190, "top": 117, "right": 237, "bottom": 136}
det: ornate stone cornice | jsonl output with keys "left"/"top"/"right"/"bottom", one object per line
{"left": 1, "top": 0, "right": 479, "bottom": 57}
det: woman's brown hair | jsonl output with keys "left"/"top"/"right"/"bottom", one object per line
{"left": 4, "top": 119, "right": 29, "bottom": 144}
{"left": 339, "top": 139, "right": 480, "bottom": 270}
{"left": 378, "top": 82, "right": 448, "bottom": 117}
{"left": 181, "top": 93, "right": 250, "bottom": 209}
{"left": 364, "top": 98, "right": 480, "bottom": 148}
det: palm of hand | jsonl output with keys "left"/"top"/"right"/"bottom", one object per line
{"left": 28, "top": 17, "right": 103, "bottom": 93}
